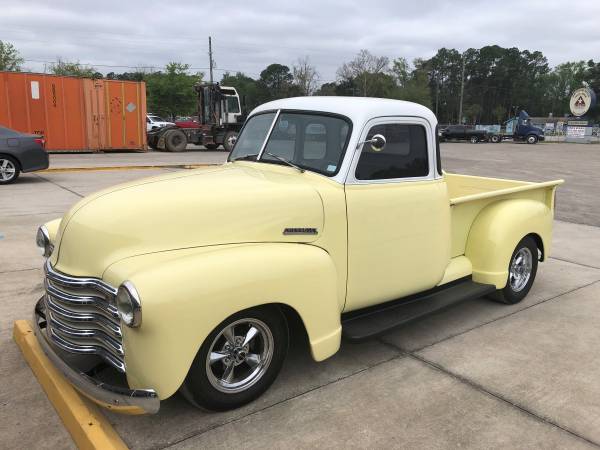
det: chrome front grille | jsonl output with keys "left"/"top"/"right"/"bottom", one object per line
{"left": 43, "top": 261, "right": 125, "bottom": 372}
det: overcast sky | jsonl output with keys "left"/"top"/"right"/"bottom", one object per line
{"left": 2, "top": 0, "right": 599, "bottom": 83}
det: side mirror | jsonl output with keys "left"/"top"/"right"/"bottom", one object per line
{"left": 370, "top": 134, "right": 386, "bottom": 152}
{"left": 356, "top": 134, "right": 387, "bottom": 151}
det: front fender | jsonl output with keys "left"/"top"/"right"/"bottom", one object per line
{"left": 103, "top": 243, "right": 341, "bottom": 399}
{"left": 465, "top": 199, "right": 552, "bottom": 289}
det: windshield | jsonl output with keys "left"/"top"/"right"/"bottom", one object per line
{"left": 149, "top": 115, "right": 165, "bottom": 122}
{"left": 226, "top": 96, "right": 240, "bottom": 114}
{"left": 229, "top": 111, "right": 351, "bottom": 176}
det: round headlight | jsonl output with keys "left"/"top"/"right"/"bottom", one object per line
{"left": 36, "top": 226, "right": 53, "bottom": 257}
{"left": 116, "top": 281, "right": 142, "bottom": 328}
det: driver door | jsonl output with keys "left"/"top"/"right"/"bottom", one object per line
{"left": 344, "top": 117, "right": 450, "bottom": 312}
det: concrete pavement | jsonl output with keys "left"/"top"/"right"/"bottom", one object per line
{"left": 48, "top": 147, "right": 227, "bottom": 169}
{"left": 2, "top": 144, "right": 600, "bottom": 449}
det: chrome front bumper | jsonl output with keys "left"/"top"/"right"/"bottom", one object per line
{"left": 34, "top": 298, "right": 160, "bottom": 414}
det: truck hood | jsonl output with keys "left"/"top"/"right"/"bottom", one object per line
{"left": 51, "top": 164, "right": 324, "bottom": 277}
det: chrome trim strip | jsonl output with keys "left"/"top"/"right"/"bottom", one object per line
{"left": 257, "top": 109, "right": 280, "bottom": 160}
{"left": 45, "top": 260, "right": 117, "bottom": 297}
{"left": 46, "top": 281, "right": 119, "bottom": 319}
{"left": 46, "top": 296, "right": 122, "bottom": 337}
{"left": 34, "top": 299, "right": 159, "bottom": 414}
{"left": 47, "top": 312, "right": 124, "bottom": 355}
{"left": 48, "top": 326, "right": 126, "bottom": 372}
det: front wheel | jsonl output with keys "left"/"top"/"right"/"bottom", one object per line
{"left": 470, "top": 135, "right": 479, "bottom": 144}
{"left": 526, "top": 134, "right": 538, "bottom": 144}
{"left": 180, "top": 306, "right": 288, "bottom": 411}
{"left": 223, "top": 131, "right": 238, "bottom": 152}
{"left": 489, "top": 236, "right": 538, "bottom": 304}
{"left": 490, "top": 135, "right": 501, "bottom": 143}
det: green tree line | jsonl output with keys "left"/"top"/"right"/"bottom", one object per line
{"left": 2, "top": 40, "right": 599, "bottom": 123}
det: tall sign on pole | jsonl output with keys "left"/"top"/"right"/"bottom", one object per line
{"left": 569, "top": 87, "right": 596, "bottom": 117}
{"left": 566, "top": 87, "right": 597, "bottom": 143}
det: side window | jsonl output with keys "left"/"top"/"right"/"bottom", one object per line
{"left": 355, "top": 123, "right": 429, "bottom": 180}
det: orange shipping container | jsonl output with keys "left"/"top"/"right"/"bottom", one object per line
{"left": 0, "top": 71, "right": 147, "bottom": 152}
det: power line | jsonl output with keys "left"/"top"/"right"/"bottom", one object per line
{"left": 21, "top": 58, "right": 259, "bottom": 75}
{"left": 20, "top": 58, "right": 338, "bottom": 83}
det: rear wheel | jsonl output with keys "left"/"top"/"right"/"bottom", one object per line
{"left": 489, "top": 236, "right": 538, "bottom": 304}
{"left": 0, "top": 155, "right": 20, "bottom": 184}
{"left": 526, "top": 134, "right": 538, "bottom": 144}
{"left": 470, "top": 135, "right": 479, "bottom": 144}
{"left": 490, "top": 135, "right": 501, "bottom": 143}
{"left": 164, "top": 129, "right": 187, "bottom": 152}
{"left": 180, "top": 306, "right": 288, "bottom": 411}
{"left": 147, "top": 134, "right": 158, "bottom": 150}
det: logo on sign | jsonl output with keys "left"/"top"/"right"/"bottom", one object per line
{"left": 569, "top": 87, "right": 596, "bottom": 117}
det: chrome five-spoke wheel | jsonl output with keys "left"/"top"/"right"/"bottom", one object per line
{"left": 488, "top": 236, "right": 538, "bottom": 305}
{"left": 206, "top": 318, "right": 274, "bottom": 393}
{"left": 181, "top": 306, "right": 288, "bottom": 411}
{"left": 509, "top": 247, "right": 532, "bottom": 292}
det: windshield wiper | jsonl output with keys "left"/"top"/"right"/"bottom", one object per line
{"left": 231, "top": 151, "right": 305, "bottom": 173}
{"left": 231, "top": 153, "right": 259, "bottom": 162}
{"left": 263, "top": 151, "right": 305, "bottom": 173}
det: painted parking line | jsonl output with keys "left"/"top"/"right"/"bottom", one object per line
{"left": 13, "top": 320, "right": 128, "bottom": 450}
{"left": 40, "top": 164, "right": 217, "bottom": 173}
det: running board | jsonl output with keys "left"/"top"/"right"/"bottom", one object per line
{"left": 341, "top": 279, "right": 496, "bottom": 341}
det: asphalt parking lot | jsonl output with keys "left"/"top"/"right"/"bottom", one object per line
{"left": 2, "top": 142, "right": 600, "bottom": 449}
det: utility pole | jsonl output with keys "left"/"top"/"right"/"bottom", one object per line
{"left": 458, "top": 54, "right": 465, "bottom": 124}
{"left": 208, "top": 36, "right": 214, "bottom": 83}
{"left": 435, "top": 72, "right": 439, "bottom": 117}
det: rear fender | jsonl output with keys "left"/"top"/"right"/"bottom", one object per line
{"left": 465, "top": 199, "right": 552, "bottom": 288}
{"left": 104, "top": 243, "right": 341, "bottom": 399}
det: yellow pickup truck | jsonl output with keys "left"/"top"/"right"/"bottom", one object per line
{"left": 33, "top": 97, "right": 562, "bottom": 414}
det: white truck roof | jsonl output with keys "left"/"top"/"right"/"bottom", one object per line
{"left": 251, "top": 96, "right": 438, "bottom": 127}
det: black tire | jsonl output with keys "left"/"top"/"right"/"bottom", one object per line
{"left": 488, "top": 236, "right": 538, "bottom": 305}
{"left": 0, "top": 155, "right": 21, "bottom": 184}
{"left": 469, "top": 135, "right": 479, "bottom": 144}
{"left": 223, "top": 131, "right": 238, "bottom": 152}
{"left": 526, "top": 134, "right": 538, "bottom": 144}
{"left": 205, "top": 143, "right": 219, "bottom": 150}
{"left": 164, "top": 129, "right": 188, "bottom": 152}
{"left": 147, "top": 134, "right": 158, "bottom": 150}
{"left": 490, "top": 135, "right": 501, "bottom": 143}
{"left": 180, "top": 306, "right": 288, "bottom": 411}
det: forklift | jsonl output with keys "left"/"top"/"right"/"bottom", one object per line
{"left": 147, "top": 82, "right": 244, "bottom": 152}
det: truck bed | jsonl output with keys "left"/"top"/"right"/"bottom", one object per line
{"left": 445, "top": 173, "right": 563, "bottom": 258}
